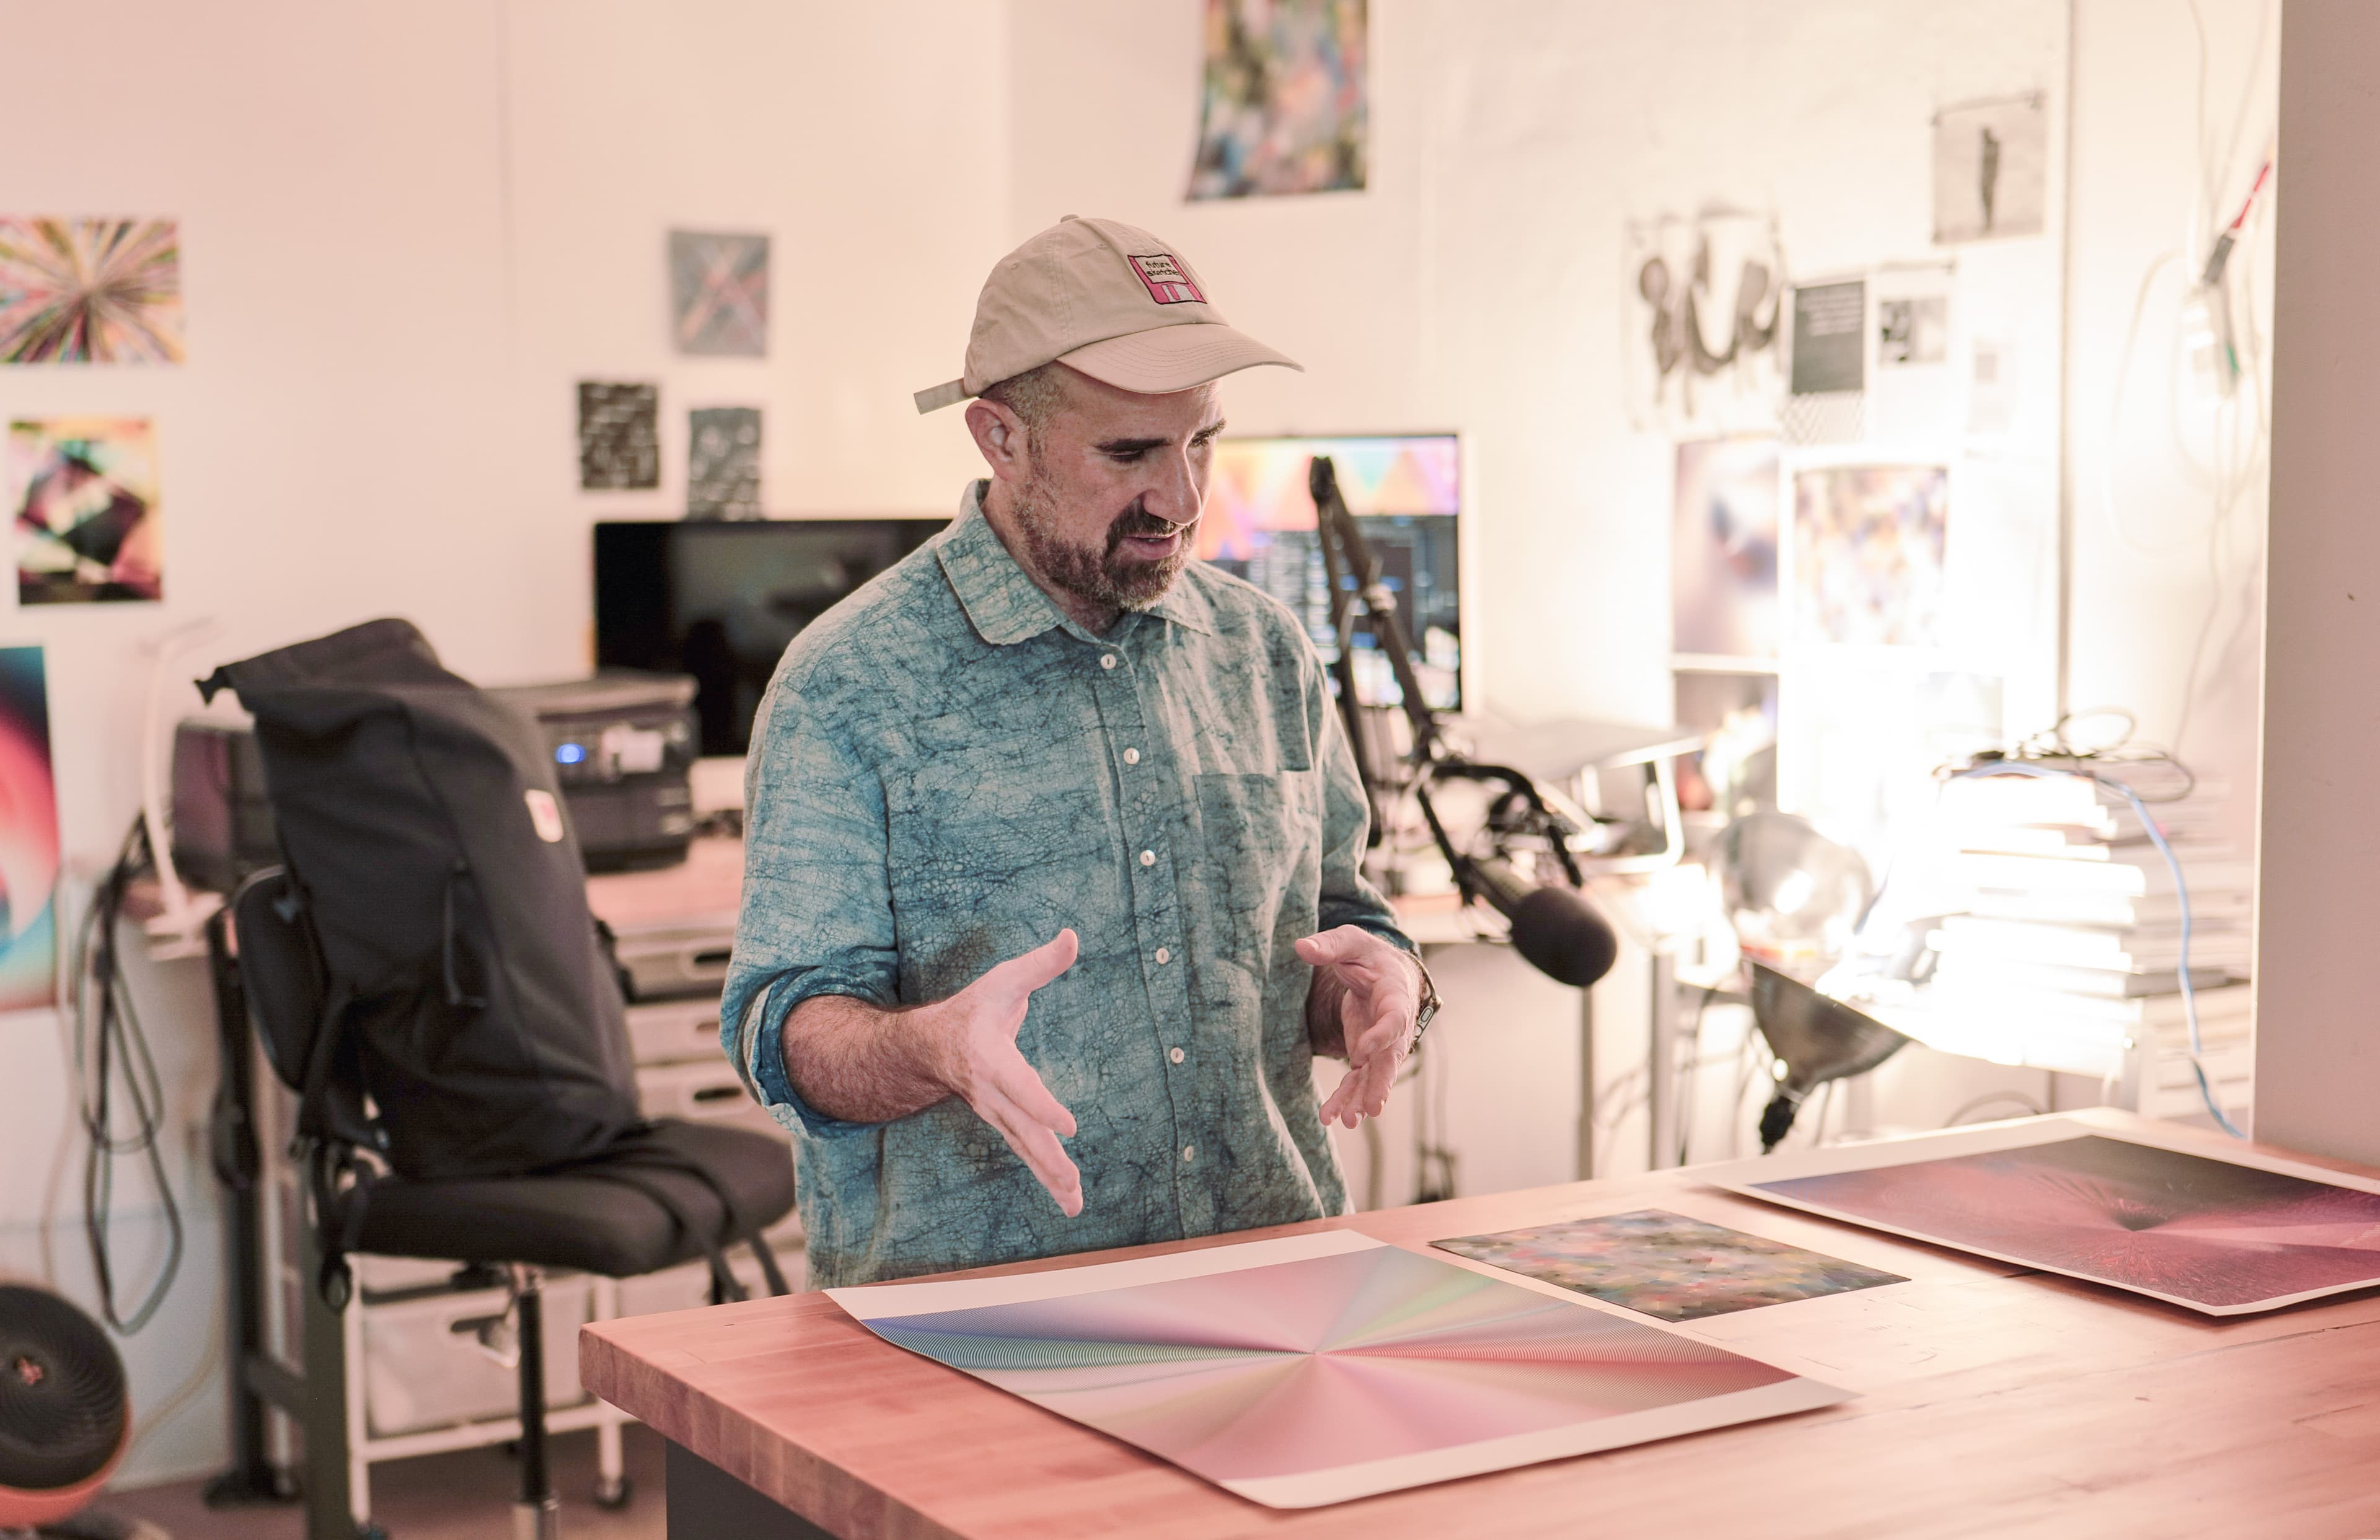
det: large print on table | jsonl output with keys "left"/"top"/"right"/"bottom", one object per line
{"left": 830, "top": 1232, "right": 1846, "bottom": 1508}
{"left": 1719, "top": 1117, "right": 2380, "bottom": 1316}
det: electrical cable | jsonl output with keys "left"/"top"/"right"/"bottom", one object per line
{"left": 74, "top": 816, "right": 185, "bottom": 1334}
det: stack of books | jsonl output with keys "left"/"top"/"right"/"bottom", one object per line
{"left": 1875, "top": 770, "right": 2252, "bottom": 1116}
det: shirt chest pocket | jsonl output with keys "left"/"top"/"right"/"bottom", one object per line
{"left": 1194, "top": 769, "right": 1321, "bottom": 974}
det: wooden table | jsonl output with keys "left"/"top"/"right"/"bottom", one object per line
{"left": 580, "top": 1107, "right": 2380, "bottom": 1538}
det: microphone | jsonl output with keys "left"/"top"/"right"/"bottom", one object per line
{"left": 1456, "top": 853, "right": 1620, "bottom": 988}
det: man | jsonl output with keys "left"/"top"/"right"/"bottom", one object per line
{"left": 723, "top": 216, "right": 1437, "bottom": 1288}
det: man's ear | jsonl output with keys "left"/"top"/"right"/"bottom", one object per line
{"left": 964, "top": 398, "right": 1029, "bottom": 484}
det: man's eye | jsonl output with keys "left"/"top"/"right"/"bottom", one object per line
{"left": 1107, "top": 450, "right": 1147, "bottom": 465}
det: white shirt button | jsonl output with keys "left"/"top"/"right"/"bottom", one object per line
{"left": 1181, "top": 1145, "right": 1196, "bottom": 1163}
{"left": 1155, "top": 946, "right": 1170, "bottom": 964}
{"left": 1123, "top": 747, "right": 1140, "bottom": 765}
{"left": 1169, "top": 1046, "right": 1185, "bottom": 1065}
{"left": 1101, "top": 654, "right": 1117, "bottom": 670}
{"left": 1139, "top": 849, "right": 1155, "bottom": 866}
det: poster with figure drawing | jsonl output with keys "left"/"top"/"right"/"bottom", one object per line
{"left": 6, "top": 418, "right": 164, "bottom": 603}
{"left": 1933, "top": 95, "right": 2047, "bottom": 244}
{"left": 1189, "top": 0, "right": 1367, "bottom": 199}
{"left": 832, "top": 1231, "right": 1848, "bottom": 1508}
{"left": 1624, "top": 212, "right": 1785, "bottom": 436}
{"left": 0, "top": 218, "right": 184, "bottom": 364}
{"left": 669, "top": 231, "right": 769, "bottom": 356}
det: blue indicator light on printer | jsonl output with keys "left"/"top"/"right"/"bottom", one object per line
{"left": 555, "top": 742, "right": 586, "bottom": 765}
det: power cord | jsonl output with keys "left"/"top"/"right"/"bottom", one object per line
{"left": 74, "top": 816, "right": 185, "bottom": 1333}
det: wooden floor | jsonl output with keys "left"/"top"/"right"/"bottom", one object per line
{"left": 103, "top": 1426, "right": 669, "bottom": 1540}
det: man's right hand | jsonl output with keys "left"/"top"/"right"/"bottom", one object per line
{"left": 922, "top": 930, "right": 1085, "bottom": 1217}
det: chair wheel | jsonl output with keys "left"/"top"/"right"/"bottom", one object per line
{"left": 594, "top": 1474, "right": 635, "bottom": 1510}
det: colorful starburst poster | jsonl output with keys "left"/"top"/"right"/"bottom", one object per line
{"left": 1188, "top": 0, "right": 1368, "bottom": 200}
{"left": 1718, "top": 1118, "right": 2380, "bottom": 1316}
{"left": 6, "top": 418, "right": 164, "bottom": 604}
{"left": 669, "top": 230, "right": 769, "bottom": 357}
{"left": 0, "top": 648, "right": 59, "bottom": 1013}
{"left": 1435, "top": 1210, "right": 1905, "bottom": 1322}
{"left": 0, "top": 219, "right": 184, "bottom": 364}
{"left": 830, "top": 1232, "right": 1847, "bottom": 1507}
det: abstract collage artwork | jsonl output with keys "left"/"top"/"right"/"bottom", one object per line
{"left": 1188, "top": 0, "right": 1368, "bottom": 200}
{"left": 686, "top": 407, "right": 760, "bottom": 518}
{"left": 1725, "top": 1120, "right": 2380, "bottom": 1316}
{"left": 6, "top": 417, "right": 164, "bottom": 603}
{"left": 669, "top": 230, "right": 769, "bottom": 356}
{"left": 0, "top": 647, "right": 59, "bottom": 1013}
{"left": 578, "top": 381, "right": 660, "bottom": 490}
{"left": 1671, "top": 438, "right": 1782, "bottom": 661}
{"left": 831, "top": 1233, "right": 1846, "bottom": 1508}
{"left": 1792, "top": 464, "right": 1947, "bottom": 647}
{"left": 0, "top": 218, "right": 185, "bottom": 364}
{"left": 1435, "top": 1210, "right": 1905, "bottom": 1323}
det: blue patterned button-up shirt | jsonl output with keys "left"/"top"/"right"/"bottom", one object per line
{"left": 723, "top": 482, "right": 1412, "bottom": 1287}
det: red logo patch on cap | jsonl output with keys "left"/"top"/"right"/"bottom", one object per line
{"left": 1129, "top": 252, "right": 1206, "bottom": 306}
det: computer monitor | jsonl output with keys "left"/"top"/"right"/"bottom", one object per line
{"left": 594, "top": 518, "right": 948, "bottom": 755}
{"left": 1199, "top": 434, "right": 1463, "bottom": 710}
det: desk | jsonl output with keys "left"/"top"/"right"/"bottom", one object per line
{"left": 580, "top": 1107, "right": 2380, "bottom": 1539}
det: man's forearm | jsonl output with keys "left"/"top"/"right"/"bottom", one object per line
{"left": 782, "top": 993, "right": 954, "bottom": 1124}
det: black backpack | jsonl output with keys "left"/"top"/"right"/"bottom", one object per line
{"left": 200, "top": 618, "right": 643, "bottom": 1179}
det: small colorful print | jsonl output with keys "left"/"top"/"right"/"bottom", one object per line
{"left": 1435, "top": 1209, "right": 1906, "bottom": 1322}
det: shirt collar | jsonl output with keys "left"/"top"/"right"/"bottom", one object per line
{"left": 937, "top": 480, "right": 1217, "bottom": 645}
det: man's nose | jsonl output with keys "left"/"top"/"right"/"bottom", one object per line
{"left": 1143, "top": 443, "right": 1202, "bottom": 525}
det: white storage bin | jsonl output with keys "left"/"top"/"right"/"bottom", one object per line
{"left": 636, "top": 1059, "right": 784, "bottom": 1143}
{"left": 615, "top": 1225, "right": 806, "bottom": 1318}
{"left": 361, "top": 1277, "right": 591, "bottom": 1437}
{"left": 626, "top": 995, "right": 726, "bottom": 1067}
{"left": 353, "top": 1254, "right": 471, "bottom": 1294}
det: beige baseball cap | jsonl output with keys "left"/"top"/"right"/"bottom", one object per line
{"left": 914, "top": 215, "right": 1301, "bottom": 413}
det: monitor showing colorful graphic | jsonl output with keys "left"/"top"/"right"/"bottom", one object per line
{"left": 1201, "top": 434, "right": 1461, "bottom": 710}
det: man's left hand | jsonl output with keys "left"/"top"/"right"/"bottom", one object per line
{"left": 1296, "top": 926, "right": 1422, "bottom": 1129}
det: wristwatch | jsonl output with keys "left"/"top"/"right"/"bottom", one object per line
{"left": 1406, "top": 950, "right": 1441, "bottom": 1045}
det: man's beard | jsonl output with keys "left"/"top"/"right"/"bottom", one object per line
{"left": 1011, "top": 477, "right": 1195, "bottom": 614}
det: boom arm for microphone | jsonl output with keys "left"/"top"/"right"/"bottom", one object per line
{"left": 1308, "top": 455, "right": 1618, "bottom": 990}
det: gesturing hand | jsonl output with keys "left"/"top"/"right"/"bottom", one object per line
{"left": 925, "top": 929, "right": 1085, "bottom": 1217}
{"left": 1297, "top": 926, "right": 1422, "bottom": 1130}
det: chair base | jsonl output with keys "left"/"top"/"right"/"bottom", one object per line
{"left": 511, "top": 1494, "right": 562, "bottom": 1540}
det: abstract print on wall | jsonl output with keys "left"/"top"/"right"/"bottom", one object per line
{"left": 0, "top": 218, "right": 184, "bottom": 364}
{"left": 6, "top": 418, "right": 164, "bottom": 604}
{"left": 1435, "top": 1210, "right": 1905, "bottom": 1322}
{"left": 1189, "top": 0, "right": 1367, "bottom": 200}
{"left": 0, "top": 648, "right": 60, "bottom": 1013}
{"left": 669, "top": 230, "right": 769, "bottom": 357}
{"left": 1792, "top": 464, "right": 1947, "bottom": 647}
{"left": 831, "top": 1233, "right": 1846, "bottom": 1507}
{"left": 1724, "top": 1119, "right": 2380, "bottom": 1316}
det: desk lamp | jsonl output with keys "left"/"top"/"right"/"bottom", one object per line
{"left": 1716, "top": 812, "right": 1909, "bottom": 1150}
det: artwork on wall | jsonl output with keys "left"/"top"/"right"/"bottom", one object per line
{"left": 1673, "top": 669, "right": 1778, "bottom": 819}
{"left": 6, "top": 418, "right": 163, "bottom": 604}
{"left": 1783, "top": 278, "right": 1866, "bottom": 445}
{"left": 0, "top": 646, "right": 58, "bottom": 1014}
{"left": 669, "top": 230, "right": 769, "bottom": 357}
{"left": 1188, "top": 0, "right": 1367, "bottom": 200}
{"left": 578, "top": 381, "right": 660, "bottom": 490}
{"left": 1670, "top": 437, "right": 1781, "bottom": 662}
{"left": 1624, "top": 212, "right": 1785, "bottom": 436}
{"left": 0, "top": 218, "right": 185, "bottom": 364}
{"left": 1719, "top": 1118, "right": 2380, "bottom": 1316}
{"left": 1435, "top": 1210, "right": 1905, "bottom": 1323}
{"left": 830, "top": 1231, "right": 1848, "bottom": 1508}
{"left": 685, "top": 407, "right": 760, "bottom": 519}
{"left": 1933, "top": 95, "right": 2048, "bottom": 245}
{"left": 1791, "top": 464, "right": 1946, "bottom": 648}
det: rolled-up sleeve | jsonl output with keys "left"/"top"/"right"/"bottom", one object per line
{"left": 1307, "top": 656, "right": 1414, "bottom": 957}
{"left": 721, "top": 671, "right": 898, "bottom": 1138}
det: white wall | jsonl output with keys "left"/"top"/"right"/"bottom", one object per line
{"left": 2255, "top": 0, "right": 2380, "bottom": 1166}
{"left": 0, "top": 0, "right": 1011, "bottom": 1487}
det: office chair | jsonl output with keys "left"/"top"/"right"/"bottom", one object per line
{"left": 229, "top": 867, "right": 796, "bottom": 1540}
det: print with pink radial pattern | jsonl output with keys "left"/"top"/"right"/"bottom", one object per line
{"left": 868, "top": 1244, "right": 1791, "bottom": 1486}
{"left": 1755, "top": 1135, "right": 2380, "bottom": 1308}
